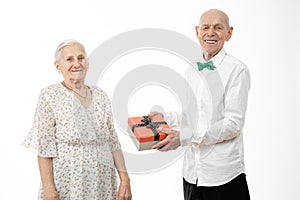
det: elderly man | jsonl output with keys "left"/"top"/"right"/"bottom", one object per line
{"left": 152, "top": 9, "right": 251, "bottom": 200}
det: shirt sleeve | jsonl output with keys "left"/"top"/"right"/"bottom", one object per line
{"left": 164, "top": 65, "right": 201, "bottom": 146}
{"left": 164, "top": 111, "right": 193, "bottom": 146}
{"left": 199, "top": 66, "right": 251, "bottom": 145}
{"left": 22, "top": 89, "right": 58, "bottom": 157}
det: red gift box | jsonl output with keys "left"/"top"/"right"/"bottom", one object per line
{"left": 128, "top": 115, "right": 169, "bottom": 151}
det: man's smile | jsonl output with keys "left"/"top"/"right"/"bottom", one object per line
{"left": 204, "top": 39, "right": 217, "bottom": 44}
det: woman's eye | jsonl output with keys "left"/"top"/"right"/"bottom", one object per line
{"left": 67, "top": 58, "right": 72, "bottom": 61}
{"left": 78, "top": 55, "right": 85, "bottom": 60}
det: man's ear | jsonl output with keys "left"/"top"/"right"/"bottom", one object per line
{"left": 195, "top": 26, "right": 200, "bottom": 37}
{"left": 226, "top": 27, "right": 233, "bottom": 41}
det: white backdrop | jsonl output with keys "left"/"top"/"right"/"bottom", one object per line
{"left": 0, "top": 0, "right": 299, "bottom": 199}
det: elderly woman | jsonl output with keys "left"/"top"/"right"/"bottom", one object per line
{"left": 22, "top": 40, "right": 132, "bottom": 200}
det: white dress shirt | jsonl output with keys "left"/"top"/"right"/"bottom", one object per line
{"left": 165, "top": 49, "right": 251, "bottom": 186}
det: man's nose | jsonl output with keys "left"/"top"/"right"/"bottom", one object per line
{"left": 207, "top": 27, "right": 215, "bottom": 36}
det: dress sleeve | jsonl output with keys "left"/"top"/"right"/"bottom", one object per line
{"left": 22, "top": 89, "right": 58, "bottom": 157}
{"left": 105, "top": 95, "right": 121, "bottom": 152}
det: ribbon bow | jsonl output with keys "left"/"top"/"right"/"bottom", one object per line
{"left": 197, "top": 61, "right": 215, "bottom": 71}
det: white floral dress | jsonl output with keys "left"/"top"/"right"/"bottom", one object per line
{"left": 22, "top": 83, "right": 121, "bottom": 200}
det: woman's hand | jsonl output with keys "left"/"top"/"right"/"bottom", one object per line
{"left": 118, "top": 180, "right": 132, "bottom": 200}
{"left": 43, "top": 189, "right": 59, "bottom": 200}
{"left": 112, "top": 150, "right": 132, "bottom": 200}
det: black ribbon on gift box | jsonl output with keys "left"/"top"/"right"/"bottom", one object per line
{"left": 131, "top": 116, "right": 167, "bottom": 141}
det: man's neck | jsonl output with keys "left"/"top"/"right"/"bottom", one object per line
{"left": 203, "top": 50, "right": 221, "bottom": 61}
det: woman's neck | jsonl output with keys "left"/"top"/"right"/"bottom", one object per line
{"left": 63, "top": 79, "right": 85, "bottom": 90}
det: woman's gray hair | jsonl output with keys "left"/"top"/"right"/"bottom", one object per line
{"left": 55, "top": 39, "right": 87, "bottom": 62}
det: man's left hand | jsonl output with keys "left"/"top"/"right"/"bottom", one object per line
{"left": 152, "top": 128, "right": 180, "bottom": 151}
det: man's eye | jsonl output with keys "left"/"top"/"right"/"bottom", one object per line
{"left": 67, "top": 58, "right": 72, "bottom": 61}
{"left": 216, "top": 26, "right": 223, "bottom": 30}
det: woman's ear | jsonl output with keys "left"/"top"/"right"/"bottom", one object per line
{"left": 54, "top": 61, "right": 61, "bottom": 73}
{"left": 86, "top": 59, "right": 89, "bottom": 71}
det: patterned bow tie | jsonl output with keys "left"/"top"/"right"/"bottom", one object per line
{"left": 197, "top": 61, "right": 215, "bottom": 71}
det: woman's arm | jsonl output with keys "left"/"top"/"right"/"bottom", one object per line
{"left": 112, "top": 150, "right": 132, "bottom": 200}
{"left": 38, "top": 156, "right": 59, "bottom": 200}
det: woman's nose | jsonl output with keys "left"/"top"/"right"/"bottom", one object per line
{"left": 73, "top": 59, "right": 81, "bottom": 66}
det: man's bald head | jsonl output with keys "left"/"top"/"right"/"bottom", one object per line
{"left": 200, "top": 9, "right": 230, "bottom": 29}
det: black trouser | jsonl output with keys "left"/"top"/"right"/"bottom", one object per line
{"left": 183, "top": 173, "right": 250, "bottom": 200}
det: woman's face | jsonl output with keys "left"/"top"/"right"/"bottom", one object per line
{"left": 55, "top": 44, "right": 88, "bottom": 82}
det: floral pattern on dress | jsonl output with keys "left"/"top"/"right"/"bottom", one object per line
{"left": 22, "top": 83, "right": 121, "bottom": 200}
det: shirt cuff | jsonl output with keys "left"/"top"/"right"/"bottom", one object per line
{"left": 179, "top": 127, "right": 193, "bottom": 146}
{"left": 191, "top": 127, "right": 208, "bottom": 145}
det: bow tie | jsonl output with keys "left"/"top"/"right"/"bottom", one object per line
{"left": 197, "top": 61, "right": 215, "bottom": 71}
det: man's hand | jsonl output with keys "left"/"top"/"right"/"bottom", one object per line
{"left": 152, "top": 128, "right": 180, "bottom": 151}
{"left": 148, "top": 111, "right": 163, "bottom": 118}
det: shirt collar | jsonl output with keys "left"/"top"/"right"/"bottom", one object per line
{"left": 200, "top": 48, "right": 227, "bottom": 68}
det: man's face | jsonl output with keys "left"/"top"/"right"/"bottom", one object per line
{"left": 195, "top": 10, "right": 233, "bottom": 60}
